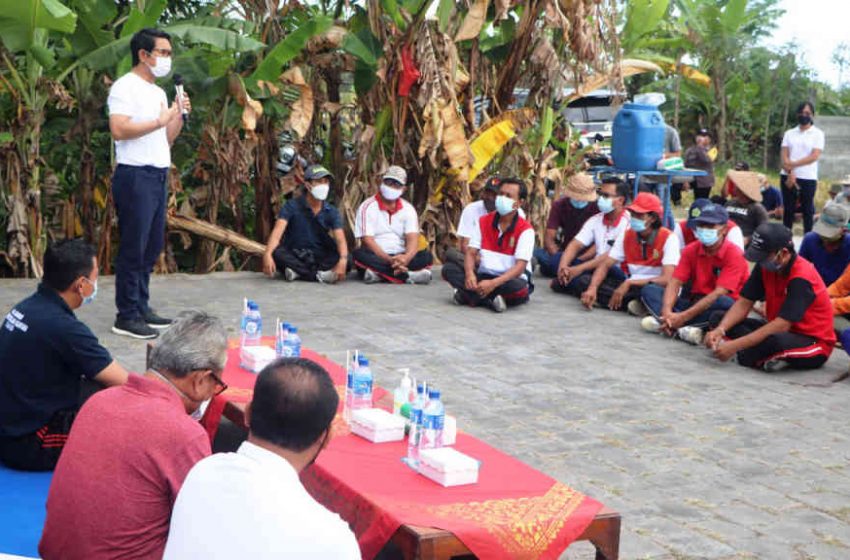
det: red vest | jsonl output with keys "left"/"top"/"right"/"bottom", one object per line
{"left": 478, "top": 212, "right": 534, "bottom": 256}
{"left": 763, "top": 256, "right": 836, "bottom": 345}
{"left": 679, "top": 219, "right": 738, "bottom": 246}
{"left": 623, "top": 227, "right": 671, "bottom": 268}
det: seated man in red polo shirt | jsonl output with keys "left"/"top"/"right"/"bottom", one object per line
{"left": 353, "top": 165, "right": 433, "bottom": 284}
{"left": 442, "top": 177, "right": 534, "bottom": 312}
{"left": 705, "top": 223, "right": 836, "bottom": 372}
{"left": 40, "top": 311, "right": 228, "bottom": 560}
{"left": 579, "top": 192, "right": 680, "bottom": 314}
{"left": 641, "top": 203, "right": 750, "bottom": 345}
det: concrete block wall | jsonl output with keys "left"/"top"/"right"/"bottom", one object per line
{"left": 816, "top": 116, "right": 850, "bottom": 181}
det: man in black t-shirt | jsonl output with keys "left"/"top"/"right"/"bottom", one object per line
{"left": 724, "top": 170, "right": 769, "bottom": 245}
{"left": 0, "top": 240, "right": 127, "bottom": 471}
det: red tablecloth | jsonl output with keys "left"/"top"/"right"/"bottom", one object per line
{"left": 215, "top": 339, "right": 602, "bottom": 560}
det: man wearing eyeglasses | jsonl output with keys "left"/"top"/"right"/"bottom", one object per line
{"left": 40, "top": 311, "right": 227, "bottom": 560}
{"left": 107, "top": 27, "right": 190, "bottom": 340}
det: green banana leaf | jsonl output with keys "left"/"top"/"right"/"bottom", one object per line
{"left": 248, "top": 15, "right": 333, "bottom": 84}
{"left": 0, "top": 0, "right": 77, "bottom": 52}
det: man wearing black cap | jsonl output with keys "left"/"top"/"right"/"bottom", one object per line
{"left": 683, "top": 129, "right": 715, "bottom": 200}
{"left": 705, "top": 223, "right": 836, "bottom": 372}
{"left": 262, "top": 164, "right": 349, "bottom": 284}
{"left": 640, "top": 203, "right": 749, "bottom": 345}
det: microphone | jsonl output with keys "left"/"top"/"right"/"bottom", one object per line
{"left": 173, "top": 74, "right": 188, "bottom": 123}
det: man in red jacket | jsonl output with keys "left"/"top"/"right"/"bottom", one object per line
{"left": 705, "top": 223, "right": 836, "bottom": 372}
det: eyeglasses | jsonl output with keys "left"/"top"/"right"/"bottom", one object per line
{"left": 148, "top": 48, "right": 173, "bottom": 57}
{"left": 209, "top": 371, "right": 228, "bottom": 396}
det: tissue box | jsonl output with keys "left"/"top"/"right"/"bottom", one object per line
{"left": 350, "top": 409, "right": 406, "bottom": 443}
{"left": 240, "top": 346, "right": 276, "bottom": 373}
{"left": 443, "top": 415, "right": 457, "bottom": 446}
{"left": 418, "top": 447, "right": 480, "bottom": 487}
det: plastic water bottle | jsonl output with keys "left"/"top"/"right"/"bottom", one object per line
{"left": 351, "top": 356, "right": 373, "bottom": 411}
{"left": 407, "top": 383, "right": 426, "bottom": 463}
{"left": 240, "top": 301, "right": 262, "bottom": 348}
{"left": 393, "top": 369, "right": 413, "bottom": 416}
{"left": 282, "top": 326, "right": 301, "bottom": 357}
{"left": 343, "top": 354, "right": 357, "bottom": 423}
{"left": 274, "top": 320, "right": 289, "bottom": 357}
{"left": 420, "top": 389, "right": 445, "bottom": 451}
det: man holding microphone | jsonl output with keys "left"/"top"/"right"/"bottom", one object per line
{"left": 107, "top": 28, "right": 189, "bottom": 339}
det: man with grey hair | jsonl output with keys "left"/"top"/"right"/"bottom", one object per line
{"left": 40, "top": 311, "right": 228, "bottom": 560}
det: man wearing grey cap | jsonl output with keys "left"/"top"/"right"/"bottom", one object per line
{"left": 705, "top": 223, "right": 836, "bottom": 372}
{"left": 798, "top": 202, "right": 850, "bottom": 286}
{"left": 262, "top": 164, "right": 349, "bottom": 284}
{"left": 353, "top": 165, "right": 433, "bottom": 284}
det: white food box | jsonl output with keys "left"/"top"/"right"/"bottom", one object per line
{"left": 418, "top": 447, "right": 480, "bottom": 487}
{"left": 350, "top": 408, "right": 406, "bottom": 443}
{"left": 240, "top": 346, "right": 277, "bottom": 373}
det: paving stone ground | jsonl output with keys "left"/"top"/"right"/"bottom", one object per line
{"left": 3, "top": 269, "right": 850, "bottom": 560}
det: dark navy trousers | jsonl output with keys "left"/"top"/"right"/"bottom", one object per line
{"left": 112, "top": 164, "right": 167, "bottom": 322}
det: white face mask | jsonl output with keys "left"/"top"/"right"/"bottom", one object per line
{"left": 148, "top": 56, "right": 172, "bottom": 78}
{"left": 310, "top": 183, "right": 330, "bottom": 201}
{"left": 380, "top": 183, "right": 403, "bottom": 201}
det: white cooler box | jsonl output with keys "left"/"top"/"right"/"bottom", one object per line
{"left": 418, "top": 447, "right": 480, "bottom": 487}
{"left": 350, "top": 408, "right": 406, "bottom": 443}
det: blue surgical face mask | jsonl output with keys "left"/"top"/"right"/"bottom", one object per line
{"left": 762, "top": 252, "right": 784, "bottom": 272}
{"left": 630, "top": 217, "right": 647, "bottom": 233}
{"left": 82, "top": 277, "right": 98, "bottom": 305}
{"left": 570, "top": 198, "right": 589, "bottom": 210}
{"left": 695, "top": 227, "right": 719, "bottom": 246}
{"left": 597, "top": 196, "right": 615, "bottom": 214}
{"left": 495, "top": 195, "right": 516, "bottom": 216}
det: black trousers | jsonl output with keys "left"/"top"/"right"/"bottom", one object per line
{"left": 708, "top": 314, "right": 830, "bottom": 370}
{"left": 272, "top": 245, "right": 343, "bottom": 280}
{"left": 551, "top": 267, "right": 641, "bottom": 308}
{"left": 781, "top": 175, "right": 817, "bottom": 233}
{"left": 441, "top": 261, "right": 531, "bottom": 307}
{"left": 353, "top": 247, "right": 433, "bottom": 283}
{"left": 112, "top": 164, "right": 168, "bottom": 322}
{"left": 694, "top": 186, "right": 712, "bottom": 201}
{"left": 0, "top": 409, "right": 77, "bottom": 471}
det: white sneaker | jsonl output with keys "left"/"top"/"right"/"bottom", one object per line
{"left": 489, "top": 295, "right": 507, "bottom": 313}
{"left": 363, "top": 269, "right": 381, "bottom": 284}
{"left": 406, "top": 269, "right": 432, "bottom": 285}
{"left": 316, "top": 269, "right": 338, "bottom": 284}
{"left": 641, "top": 316, "right": 662, "bottom": 333}
{"left": 676, "top": 326, "right": 704, "bottom": 346}
{"left": 762, "top": 359, "right": 788, "bottom": 373}
{"left": 452, "top": 289, "right": 464, "bottom": 306}
{"left": 627, "top": 299, "right": 648, "bottom": 317}
{"left": 284, "top": 268, "right": 299, "bottom": 282}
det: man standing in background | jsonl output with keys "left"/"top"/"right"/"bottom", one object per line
{"left": 108, "top": 28, "right": 189, "bottom": 339}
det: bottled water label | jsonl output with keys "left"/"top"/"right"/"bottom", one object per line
{"left": 423, "top": 413, "right": 444, "bottom": 431}
{"left": 281, "top": 344, "right": 298, "bottom": 357}
{"left": 409, "top": 408, "right": 423, "bottom": 425}
{"left": 245, "top": 321, "right": 259, "bottom": 335}
{"left": 352, "top": 378, "right": 372, "bottom": 395}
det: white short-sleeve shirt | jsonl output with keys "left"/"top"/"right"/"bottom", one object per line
{"left": 354, "top": 195, "right": 419, "bottom": 255}
{"left": 781, "top": 125, "right": 825, "bottom": 181}
{"left": 608, "top": 228, "right": 681, "bottom": 280}
{"left": 456, "top": 200, "right": 525, "bottom": 240}
{"left": 163, "top": 442, "right": 360, "bottom": 560}
{"left": 107, "top": 72, "right": 171, "bottom": 168}
{"left": 573, "top": 211, "right": 631, "bottom": 257}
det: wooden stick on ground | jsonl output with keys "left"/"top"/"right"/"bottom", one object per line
{"left": 166, "top": 212, "right": 266, "bottom": 256}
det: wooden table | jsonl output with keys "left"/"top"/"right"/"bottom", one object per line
{"left": 223, "top": 400, "right": 621, "bottom": 560}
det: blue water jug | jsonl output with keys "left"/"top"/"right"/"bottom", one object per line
{"left": 611, "top": 103, "right": 666, "bottom": 171}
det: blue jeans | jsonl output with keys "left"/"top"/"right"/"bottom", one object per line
{"left": 640, "top": 283, "right": 735, "bottom": 328}
{"left": 533, "top": 248, "right": 563, "bottom": 278}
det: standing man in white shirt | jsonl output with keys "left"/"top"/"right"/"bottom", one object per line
{"left": 353, "top": 165, "right": 433, "bottom": 284}
{"left": 107, "top": 28, "right": 189, "bottom": 339}
{"left": 163, "top": 358, "right": 361, "bottom": 560}
{"left": 781, "top": 101, "right": 825, "bottom": 234}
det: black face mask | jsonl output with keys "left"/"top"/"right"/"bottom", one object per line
{"left": 483, "top": 198, "right": 496, "bottom": 213}
{"left": 797, "top": 115, "right": 812, "bottom": 126}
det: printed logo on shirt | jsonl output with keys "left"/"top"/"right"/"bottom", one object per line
{"left": 726, "top": 206, "right": 748, "bottom": 216}
{"left": 653, "top": 248, "right": 661, "bottom": 260}
{"left": 3, "top": 308, "right": 28, "bottom": 333}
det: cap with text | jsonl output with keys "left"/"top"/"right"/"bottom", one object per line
{"left": 745, "top": 223, "right": 793, "bottom": 263}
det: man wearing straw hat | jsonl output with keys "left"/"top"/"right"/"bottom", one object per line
{"left": 724, "top": 170, "right": 768, "bottom": 246}
{"left": 532, "top": 173, "right": 598, "bottom": 278}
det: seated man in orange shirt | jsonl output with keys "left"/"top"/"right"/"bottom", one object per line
{"left": 827, "top": 263, "right": 850, "bottom": 351}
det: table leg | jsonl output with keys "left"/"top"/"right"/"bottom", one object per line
{"left": 583, "top": 510, "right": 621, "bottom": 560}
{"left": 662, "top": 176, "right": 673, "bottom": 228}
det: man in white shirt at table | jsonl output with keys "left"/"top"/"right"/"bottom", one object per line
{"left": 163, "top": 358, "right": 360, "bottom": 560}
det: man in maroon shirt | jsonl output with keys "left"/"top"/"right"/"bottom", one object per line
{"left": 40, "top": 310, "right": 228, "bottom": 560}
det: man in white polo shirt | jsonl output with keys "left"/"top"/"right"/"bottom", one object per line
{"left": 353, "top": 165, "right": 433, "bottom": 284}
{"left": 107, "top": 28, "right": 189, "bottom": 339}
{"left": 552, "top": 177, "right": 631, "bottom": 296}
{"left": 781, "top": 101, "right": 825, "bottom": 234}
{"left": 442, "top": 178, "right": 534, "bottom": 312}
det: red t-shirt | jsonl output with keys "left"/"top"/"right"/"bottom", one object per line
{"left": 673, "top": 239, "right": 750, "bottom": 298}
{"left": 40, "top": 374, "right": 211, "bottom": 560}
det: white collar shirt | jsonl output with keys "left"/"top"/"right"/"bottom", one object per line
{"left": 354, "top": 195, "right": 419, "bottom": 255}
{"left": 781, "top": 125, "right": 825, "bottom": 181}
{"left": 573, "top": 210, "right": 631, "bottom": 258}
{"left": 107, "top": 72, "right": 171, "bottom": 168}
{"left": 163, "top": 441, "right": 361, "bottom": 560}
{"left": 456, "top": 200, "right": 526, "bottom": 240}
